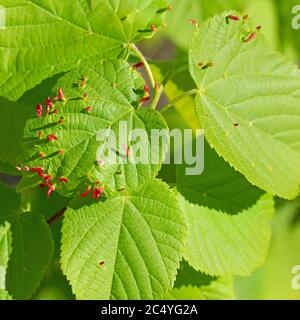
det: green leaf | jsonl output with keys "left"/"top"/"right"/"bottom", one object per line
{"left": 0, "top": 74, "right": 64, "bottom": 167}
{"left": 23, "top": 60, "right": 168, "bottom": 197}
{"left": 177, "top": 141, "right": 263, "bottom": 214}
{"left": 0, "top": 183, "right": 54, "bottom": 299}
{"left": 0, "top": 0, "right": 168, "bottom": 100}
{"left": 164, "top": 277, "right": 235, "bottom": 300}
{"left": 61, "top": 179, "right": 187, "bottom": 300}
{"left": 189, "top": 12, "right": 300, "bottom": 199}
{"left": 180, "top": 193, "right": 274, "bottom": 276}
{"left": 0, "top": 289, "right": 12, "bottom": 300}
{"left": 165, "top": 0, "right": 278, "bottom": 50}
{"left": 0, "top": 222, "right": 12, "bottom": 290}
{"left": 175, "top": 260, "right": 215, "bottom": 288}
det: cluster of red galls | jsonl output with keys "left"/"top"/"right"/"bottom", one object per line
{"left": 80, "top": 184, "right": 104, "bottom": 200}
{"left": 36, "top": 88, "right": 66, "bottom": 118}
{"left": 15, "top": 166, "right": 67, "bottom": 198}
{"left": 15, "top": 165, "right": 104, "bottom": 200}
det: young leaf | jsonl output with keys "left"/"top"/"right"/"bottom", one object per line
{"left": 23, "top": 60, "right": 168, "bottom": 197}
{"left": 0, "top": 183, "right": 54, "bottom": 299}
{"left": 0, "top": 0, "right": 168, "bottom": 100}
{"left": 61, "top": 179, "right": 187, "bottom": 300}
{"left": 180, "top": 193, "right": 274, "bottom": 276}
{"left": 163, "top": 277, "right": 235, "bottom": 300}
{"left": 0, "top": 222, "right": 12, "bottom": 290}
{"left": 189, "top": 12, "right": 300, "bottom": 199}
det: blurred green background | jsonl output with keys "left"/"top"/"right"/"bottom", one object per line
{"left": 3, "top": 0, "right": 300, "bottom": 300}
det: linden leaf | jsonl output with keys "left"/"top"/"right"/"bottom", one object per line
{"left": 23, "top": 60, "right": 168, "bottom": 198}
{"left": 189, "top": 12, "right": 300, "bottom": 199}
{"left": 180, "top": 193, "right": 274, "bottom": 276}
{"left": 0, "top": 183, "right": 54, "bottom": 299}
{"left": 61, "top": 179, "right": 187, "bottom": 300}
{"left": 0, "top": 0, "right": 169, "bottom": 100}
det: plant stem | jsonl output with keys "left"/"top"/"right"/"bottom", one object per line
{"left": 47, "top": 207, "right": 67, "bottom": 225}
{"left": 150, "top": 69, "right": 175, "bottom": 110}
{"left": 150, "top": 83, "right": 164, "bottom": 110}
{"left": 161, "top": 89, "right": 199, "bottom": 114}
{"left": 130, "top": 43, "right": 155, "bottom": 89}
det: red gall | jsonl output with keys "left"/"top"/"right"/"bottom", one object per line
{"left": 39, "top": 171, "right": 47, "bottom": 178}
{"left": 226, "top": 15, "right": 240, "bottom": 23}
{"left": 23, "top": 166, "right": 30, "bottom": 172}
{"left": 80, "top": 78, "right": 87, "bottom": 88}
{"left": 47, "top": 185, "right": 55, "bottom": 198}
{"left": 39, "top": 183, "right": 45, "bottom": 189}
{"left": 58, "top": 88, "right": 66, "bottom": 101}
{"left": 92, "top": 186, "right": 104, "bottom": 200}
{"left": 58, "top": 149, "right": 64, "bottom": 155}
{"left": 36, "top": 103, "right": 43, "bottom": 118}
{"left": 59, "top": 177, "right": 69, "bottom": 183}
{"left": 144, "top": 84, "right": 149, "bottom": 94}
{"left": 31, "top": 167, "right": 44, "bottom": 173}
{"left": 132, "top": 62, "right": 144, "bottom": 69}
{"left": 189, "top": 19, "right": 198, "bottom": 25}
{"left": 85, "top": 106, "right": 93, "bottom": 113}
{"left": 46, "top": 105, "right": 51, "bottom": 116}
{"left": 15, "top": 166, "right": 22, "bottom": 172}
{"left": 80, "top": 186, "right": 92, "bottom": 198}
{"left": 45, "top": 97, "right": 54, "bottom": 108}
{"left": 243, "top": 32, "right": 256, "bottom": 43}
{"left": 140, "top": 96, "right": 150, "bottom": 104}
{"left": 47, "top": 133, "right": 58, "bottom": 142}
{"left": 151, "top": 24, "right": 157, "bottom": 32}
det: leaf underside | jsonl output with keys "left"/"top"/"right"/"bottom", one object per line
{"left": 180, "top": 193, "right": 274, "bottom": 276}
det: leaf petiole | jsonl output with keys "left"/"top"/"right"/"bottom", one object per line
{"left": 161, "top": 89, "right": 199, "bottom": 114}
{"left": 130, "top": 43, "right": 156, "bottom": 89}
